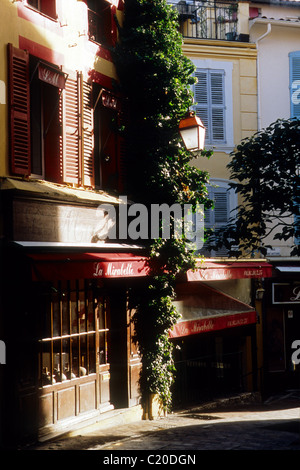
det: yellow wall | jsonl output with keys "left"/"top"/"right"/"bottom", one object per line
{"left": 183, "top": 39, "right": 257, "bottom": 180}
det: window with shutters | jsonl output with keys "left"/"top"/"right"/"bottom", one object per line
{"left": 8, "top": 44, "right": 95, "bottom": 187}
{"left": 192, "top": 60, "right": 234, "bottom": 151}
{"left": 201, "top": 179, "right": 237, "bottom": 257}
{"left": 289, "top": 51, "right": 300, "bottom": 119}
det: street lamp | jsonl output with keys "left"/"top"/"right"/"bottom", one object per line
{"left": 179, "top": 111, "right": 206, "bottom": 151}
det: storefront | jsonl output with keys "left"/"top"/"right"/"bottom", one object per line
{"left": 171, "top": 259, "right": 273, "bottom": 406}
{"left": 0, "top": 181, "right": 148, "bottom": 446}
{"left": 263, "top": 262, "right": 300, "bottom": 393}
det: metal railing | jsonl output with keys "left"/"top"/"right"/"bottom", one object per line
{"left": 170, "top": 1, "right": 248, "bottom": 42}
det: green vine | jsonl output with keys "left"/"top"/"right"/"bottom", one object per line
{"left": 114, "top": 0, "right": 213, "bottom": 410}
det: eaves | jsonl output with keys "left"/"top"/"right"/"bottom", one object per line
{"left": 182, "top": 39, "right": 257, "bottom": 59}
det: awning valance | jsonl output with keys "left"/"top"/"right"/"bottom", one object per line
{"left": 187, "top": 260, "right": 273, "bottom": 282}
{"left": 28, "top": 251, "right": 149, "bottom": 281}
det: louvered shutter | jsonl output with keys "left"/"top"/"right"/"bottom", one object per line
{"left": 195, "top": 70, "right": 210, "bottom": 142}
{"left": 7, "top": 43, "right": 31, "bottom": 176}
{"left": 194, "top": 68, "right": 225, "bottom": 144}
{"left": 210, "top": 72, "right": 225, "bottom": 142}
{"left": 290, "top": 52, "right": 300, "bottom": 119}
{"left": 63, "top": 71, "right": 80, "bottom": 184}
{"left": 80, "top": 75, "right": 95, "bottom": 187}
{"left": 203, "top": 185, "right": 229, "bottom": 256}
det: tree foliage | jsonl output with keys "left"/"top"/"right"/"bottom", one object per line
{"left": 208, "top": 118, "right": 300, "bottom": 257}
{"left": 113, "top": 0, "right": 213, "bottom": 409}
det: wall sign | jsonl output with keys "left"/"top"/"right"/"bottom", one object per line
{"left": 38, "top": 63, "right": 66, "bottom": 89}
{"left": 272, "top": 283, "right": 300, "bottom": 304}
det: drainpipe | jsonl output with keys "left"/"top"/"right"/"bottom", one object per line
{"left": 253, "top": 22, "right": 272, "bottom": 131}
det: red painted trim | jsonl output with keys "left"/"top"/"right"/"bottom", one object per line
{"left": 19, "top": 36, "right": 64, "bottom": 66}
{"left": 88, "top": 69, "right": 114, "bottom": 89}
{"left": 17, "top": 2, "right": 62, "bottom": 35}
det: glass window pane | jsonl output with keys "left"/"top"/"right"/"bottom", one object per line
{"left": 80, "top": 335, "right": 87, "bottom": 376}
{"left": 71, "top": 336, "right": 79, "bottom": 378}
{"left": 52, "top": 293, "right": 60, "bottom": 337}
{"left": 89, "top": 335, "right": 96, "bottom": 373}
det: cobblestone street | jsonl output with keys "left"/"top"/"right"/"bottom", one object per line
{"left": 24, "top": 391, "right": 300, "bottom": 453}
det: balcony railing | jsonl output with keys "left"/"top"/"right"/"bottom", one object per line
{"left": 170, "top": 1, "right": 249, "bottom": 42}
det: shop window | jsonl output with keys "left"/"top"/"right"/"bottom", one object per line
{"left": 7, "top": 44, "right": 95, "bottom": 187}
{"left": 86, "top": 0, "right": 116, "bottom": 46}
{"left": 40, "top": 280, "right": 109, "bottom": 386}
{"left": 26, "top": 0, "right": 57, "bottom": 19}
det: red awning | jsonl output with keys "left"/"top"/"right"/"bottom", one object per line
{"left": 187, "top": 261, "right": 273, "bottom": 282}
{"left": 169, "top": 282, "right": 257, "bottom": 338}
{"left": 28, "top": 252, "right": 150, "bottom": 281}
{"left": 169, "top": 311, "right": 257, "bottom": 338}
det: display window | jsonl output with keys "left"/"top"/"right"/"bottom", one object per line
{"left": 39, "top": 279, "right": 109, "bottom": 386}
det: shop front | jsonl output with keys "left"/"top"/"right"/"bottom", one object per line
{"left": 263, "top": 263, "right": 300, "bottom": 393}
{"left": 171, "top": 259, "right": 273, "bottom": 406}
{"left": 2, "top": 241, "right": 147, "bottom": 445}
{"left": 0, "top": 182, "right": 148, "bottom": 446}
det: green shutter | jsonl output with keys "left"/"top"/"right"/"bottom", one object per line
{"left": 290, "top": 52, "right": 300, "bottom": 119}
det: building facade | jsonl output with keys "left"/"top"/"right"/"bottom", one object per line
{"left": 0, "top": 0, "right": 147, "bottom": 447}
{"left": 248, "top": 0, "right": 300, "bottom": 394}
{"left": 168, "top": 0, "right": 273, "bottom": 406}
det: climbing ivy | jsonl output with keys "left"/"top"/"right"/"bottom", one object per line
{"left": 113, "top": 0, "right": 213, "bottom": 410}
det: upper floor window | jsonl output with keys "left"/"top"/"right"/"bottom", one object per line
{"left": 202, "top": 179, "right": 237, "bottom": 257}
{"left": 85, "top": 0, "right": 117, "bottom": 46}
{"left": 7, "top": 44, "right": 94, "bottom": 187}
{"left": 192, "top": 60, "right": 234, "bottom": 151}
{"left": 289, "top": 51, "right": 300, "bottom": 119}
{"left": 26, "top": 0, "right": 57, "bottom": 19}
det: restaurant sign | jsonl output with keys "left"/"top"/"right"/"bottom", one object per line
{"left": 272, "top": 283, "right": 300, "bottom": 304}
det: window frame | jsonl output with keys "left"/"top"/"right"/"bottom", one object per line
{"left": 192, "top": 59, "right": 234, "bottom": 152}
{"left": 39, "top": 280, "right": 110, "bottom": 387}
{"left": 25, "top": 0, "right": 57, "bottom": 20}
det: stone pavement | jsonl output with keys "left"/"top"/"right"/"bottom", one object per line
{"left": 26, "top": 391, "right": 300, "bottom": 452}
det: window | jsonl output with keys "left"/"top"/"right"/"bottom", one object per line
{"left": 40, "top": 280, "right": 109, "bottom": 386}
{"left": 26, "top": 0, "right": 57, "bottom": 19}
{"left": 192, "top": 60, "right": 233, "bottom": 151}
{"left": 7, "top": 44, "right": 95, "bottom": 187}
{"left": 194, "top": 68, "right": 226, "bottom": 144}
{"left": 202, "top": 179, "right": 237, "bottom": 257}
{"left": 289, "top": 51, "right": 300, "bottom": 119}
{"left": 86, "top": 0, "right": 116, "bottom": 46}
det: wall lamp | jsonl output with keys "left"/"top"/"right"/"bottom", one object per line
{"left": 179, "top": 111, "right": 206, "bottom": 151}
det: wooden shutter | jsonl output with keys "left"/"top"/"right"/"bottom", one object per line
{"left": 194, "top": 69, "right": 225, "bottom": 144}
{"left": 290, "top": 52, "right": 300, "bottom": 119}
{"left": 80, "top": 75, "right": 95, "bottom": 187}
{"left": 210, "top": 72, "right": 225, "bottom": 142}
{"left": 63, "top": 72, "right": 80, "bottom": 184}
{"left": 7, "top": 43, "right": 31, "bottom": 176}
{"left": 203, "top": 184, "right": 229, "bottom": 256}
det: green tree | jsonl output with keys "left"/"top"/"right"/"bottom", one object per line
{"left": 208, "top": 118, "right": 300, "bottom": 257}
{"left": 113, "top": 0, "right": 213, "bottom": 410}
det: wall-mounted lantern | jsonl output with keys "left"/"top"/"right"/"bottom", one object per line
{"left": 179, "top": 111, "right": 206, "bottom": 151}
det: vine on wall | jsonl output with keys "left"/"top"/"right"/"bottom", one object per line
{"left": 113, "top": 0, "right": 213, "bottom": 410}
